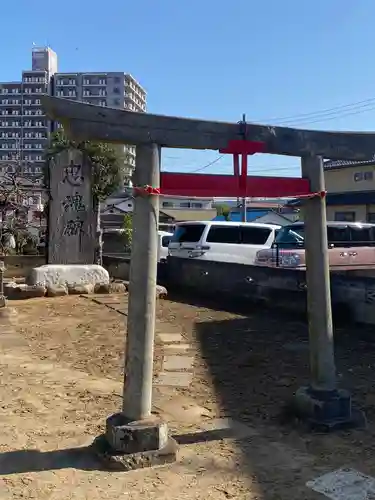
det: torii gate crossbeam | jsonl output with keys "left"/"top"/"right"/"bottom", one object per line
{"left": 42, "top": 96, "right": 367, "bottom": 469}
{"left": 42, "top": 95, "right": 375, "bottom": 161}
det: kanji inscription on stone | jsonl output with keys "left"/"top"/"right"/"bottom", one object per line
{"left": 63, "top": 161, "right": 84, "bottom": 186}
{"left": 62, "top": 217, "right": 84, "bottom": 237}
{"left": 48, "top": 149, "right": 99, "bottom": 264}
{"left": 62, "top": 193, "right": 86, "bottom": 212}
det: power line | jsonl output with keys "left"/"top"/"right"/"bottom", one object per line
{"left": 165, "top": 97, "right": 375, "bottom": 174}
{"left": 191, "top": 155, "right": 225, "bottom": 172}
{"left": 255, "top": 96, "right": 375, "bottom": 124}
{"left": 286, "top": 104, "right": 375, "bottom": 127}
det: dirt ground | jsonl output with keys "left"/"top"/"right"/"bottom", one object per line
{"left": 0, "top": 294, "right": 375, "bottom": 499}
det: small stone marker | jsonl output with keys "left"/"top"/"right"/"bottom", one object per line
{"left": 48, "top": 148, "right": 100, "bottom": 265}
{"left": 306, "top": 468, "right": 375, "bottom": 500}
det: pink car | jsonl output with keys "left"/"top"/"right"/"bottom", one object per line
{"left": 255, "top": 221, "right": 375, "bottom": 270}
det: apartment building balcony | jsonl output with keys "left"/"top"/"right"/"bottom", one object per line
{"left": 23, "top": 101, "right": 43, "bottom": 106}
{"left": 22, "top": 122, "right": 47, "bottom": 129}
{"left": 124, "top": 81, "right": 146, "bottom": 101}
{"left": 0, "top": 100, "right": 22, "bottom": 106}
{"left": 0, "top": 145, "right": 21, "bottom": 152}
{"left": 0, "top": 132, "right": 21, "bottom": 139}
{"left": 82, "top": 80, "right": 107, "bottom": 86}
{"left": 21, "top": 111, "right": 46, "bottom": 117}
{"left": 55, "top": 92, "right": 77, "bottom": 99}
{"left": 0, "top": 121, "right": 22, "bottom": 131}
{"left": 83, "top": 91, "right": 107, "bottom": 97}
{"left": 23, "top": 134, "right": 47, "bottom": 140}
{"left": 55, "top": 81, "right": 78, "bottom": 87}
{"left": 0, "top": 90, "right": 21, "bottom": 97}
{"left": 23, "top": 88, "right": 45, "bottom": 95}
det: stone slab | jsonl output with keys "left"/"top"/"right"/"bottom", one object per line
{"left": 154, "top": 372, "right": 193, "bottom": 387}
{"left": 163, "top": 356, "right": 194, "bottom": 371}
{"left": 306, "top": 468, "right": 375, "bottom": 500}
{"left": 163, "top": 343, "right": 191, "bottom": 352}
{"left": 158, "top": 398, "right": 211, "bottom": 423}
{"left": 28, "top": 264, "right": 109, "bottom": 288}
{"left": 200, "top": 418, "right": 258, "bottom": 440}
{"left": 158, "top": 333, "right": 183, "bottom": 344}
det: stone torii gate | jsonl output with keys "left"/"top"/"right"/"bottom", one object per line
{"left": 42, "top": 95, "right": 371, "bottom": 469}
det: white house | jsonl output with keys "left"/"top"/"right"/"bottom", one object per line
{"left": 103, "top": 190, "right": 214, "bottom": 212}
{"left": 101, "top": 190, "right": 217, "bottom": 230}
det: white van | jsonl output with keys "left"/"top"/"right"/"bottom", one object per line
{"left": 158, "top": 230, "right": 173, "bottom": 262}
{"left": 168, "top": 221, "right": 281, "bottom": 265}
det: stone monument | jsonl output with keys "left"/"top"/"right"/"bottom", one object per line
{"left": 48, "top": 149, "right": 100, "bottom": 265}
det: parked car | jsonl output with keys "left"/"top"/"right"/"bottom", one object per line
{"left": 168, "top": 221, "right": 281, "bottom": 265}
{"left": 158, "top": 230, "right": 173, "bottom": 262}
{"left": 255, "top": 221, "right": 375, "bottom": 269}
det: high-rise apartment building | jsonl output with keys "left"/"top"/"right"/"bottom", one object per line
{"left": 0, "top": 47, "right": 146, "bottom": 181}
{"left": 0, "top": 47, "right": 57, "bottom": 175}
{"left": 54, "top": 71, "right": 146, "bottom": 177}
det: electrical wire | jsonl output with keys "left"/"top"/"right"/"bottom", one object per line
{"left": 164, "top": 95, "right": 375, "bottom": 174}
{"left": 254, "top": 96, "right": 375, "bottom": 125}
{"left": 275, "top": 102, "right": 375, "bottom": 127}
{"left": 190, "top": 155, "right": 225, "bottom": 172}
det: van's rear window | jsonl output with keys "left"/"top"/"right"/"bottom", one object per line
{"left": 171, "top": 224, "right": 205, "bottom": 243}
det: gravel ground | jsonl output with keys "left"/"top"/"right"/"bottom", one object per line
{"left": 0, "top": 294, "right": 374, "bottom": 499}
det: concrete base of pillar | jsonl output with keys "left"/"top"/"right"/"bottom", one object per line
{"left": 292, "top": 386, "right": 366, "bottom": 431}
{"left": 91, "top": 413, "right": 178, "bottom": 471}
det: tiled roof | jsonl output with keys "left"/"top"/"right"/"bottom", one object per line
{"left": 324, "top": 159, "right": 375, "bottom": 170}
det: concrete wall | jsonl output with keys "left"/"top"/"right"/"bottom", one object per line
{"left": 165, "top": 257, "right": 375, "bottom": 325}
{"left": 166, "top": 257, "right": 307, "bottom": 313}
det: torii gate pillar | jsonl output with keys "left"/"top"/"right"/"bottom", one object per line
{"left": 293, "top": 155, "right": 365, "bottom": 430}
{"left": 97, "top": 143, "right": 178, "bottom": 470}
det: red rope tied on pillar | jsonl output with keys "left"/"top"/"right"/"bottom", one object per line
{"left": 133, "top": 185, "right": 161, "bottom": 197}
{"left": 295, "top": 190, "right": 326, "bottom": 199}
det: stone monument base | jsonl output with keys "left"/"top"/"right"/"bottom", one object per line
{"left": 28, "top": 264, "right": 109, "bottom": 289}
{"left": 92, "top": 413, "right": 177, "bottom": 471}
{"left": 292, "top": 386, "right": 366, "bottom": 431}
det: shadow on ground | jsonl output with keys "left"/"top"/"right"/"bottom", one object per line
{"left": 190, "top": 309, "right": 375, "bottom": 499}
{"left": 0, "top": 446, "right": 102, "bottom": 475}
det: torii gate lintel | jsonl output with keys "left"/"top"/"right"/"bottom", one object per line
{"left": 42, "top": 95, "right": 375, "bottom": 161}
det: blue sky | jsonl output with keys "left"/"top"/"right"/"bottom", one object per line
{"left": 2, "top": 0, "right": 375, "bottom": 178}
